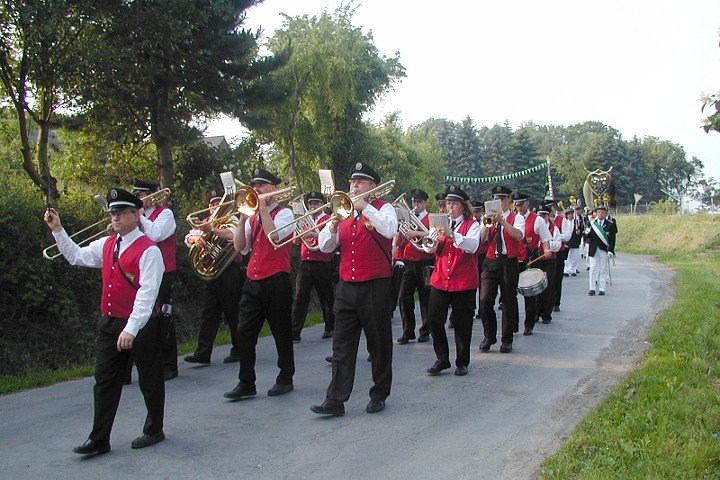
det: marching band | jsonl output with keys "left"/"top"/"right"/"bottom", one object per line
{"left": 42, "top": 164, "right": 617, "bottom": 454}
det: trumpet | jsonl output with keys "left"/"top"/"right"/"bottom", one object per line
{"left": 266, "top": 180, "right": 396, "bottom": 249}
{"left": 43, "top": 195, "right": 110, "bottom": 260}
{"left": 393, "top": 192, "right": 428, "bottom": 251}
{"left": 482, "top": 215, "right": 494, "bottom": 227}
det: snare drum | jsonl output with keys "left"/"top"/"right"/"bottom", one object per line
{"left": 517, "top": 268, "right": 548, "bottom": 297}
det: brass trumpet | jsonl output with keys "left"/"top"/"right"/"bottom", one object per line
{"left": 266, "top": 180, "right": 396, "bottom": 249}
{"left": 139, "top": 187, "right": 172, "bottom": 207}
{"left": 42, "top": 195, "right": 110, "bottom": 260}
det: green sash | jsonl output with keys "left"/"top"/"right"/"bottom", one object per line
{"left": 590, "top": 219, "right": 609, "bottom": 248}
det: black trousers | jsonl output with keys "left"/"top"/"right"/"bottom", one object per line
{"left": 124, "top": 271, "right": 175, "bottom": 381}
{"left": 480, "top": 256, "right": 519, "bottom": 345}
{"left": 91, "top": 315, "right": 164, "bottom": 442}
{"left": 193, "top": 262, "right": 245, "bottom": 361}
{"left": 521, "top": 259, "right": 556, "bottom": 329}
{"left": 237, "top": 273, "right": 294, "bottom": 386}
{"left": 291, "top": 260, "right": 335, "bottom": 335}
{"left": 326, "top": 277, "right": 393, "bottom": 404}
{"left": 475, "top": 253, "right": 486, "bottom": 317}
{"left": 158, "top": 271, "right": 177, "bottom": 375}
{"left": 553, "top": 250, "right": 568, "bottom": 307}
{"left": 428, "top": 287, "right": 475, "bottom": 367}
{"left": 399, "top": 258, "right": 434, "bottom": 338}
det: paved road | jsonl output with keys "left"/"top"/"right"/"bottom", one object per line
{"left": 0, "top": 254, "right": 672, "bottom": 480}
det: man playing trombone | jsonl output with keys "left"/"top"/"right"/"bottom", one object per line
{"left": 225, "top": 169, "right": 296, "bottom": 400}
{"left": 310, "top": 162, "right": 397, "bottom": 416}
{"left": 291, "top": 192, "right": 336, "bottom": 342}
{"left": 44, "top": 188, "right": 166, "bottom": 454}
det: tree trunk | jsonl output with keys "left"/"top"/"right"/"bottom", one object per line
{"left": 36, "top": 92, "right": 60, "bottom": 205}
{"left": 151, "top": 86, "right": 174, "bottom": 189}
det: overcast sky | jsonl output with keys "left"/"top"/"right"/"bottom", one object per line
{"left": 207, "top": 0, "right": 720, "bottom": 181}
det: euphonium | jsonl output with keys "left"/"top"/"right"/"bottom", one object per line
{"left": 392, "top": 192, "right": 428, "bottom": 252}
{"left": 187, "top": 193, "right": 240, "bottom": 280}
{"left": 422, "top": 213, "right": 450, "bottom": 249}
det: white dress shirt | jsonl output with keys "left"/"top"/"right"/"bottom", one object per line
{"left": 239, "top": 205, "right": 294, "bottom": 256}
{"left": 423, "top": 215, "right": 480, "bottom": 255}
{"left": 139, "top": 205, "right": 176, "bottom": 243}
{"left": 53, "top": 227, "right": 164, "bottom": 337}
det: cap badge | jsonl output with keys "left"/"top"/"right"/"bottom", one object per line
{"left": 355, "top": 162, "right": 363, "bottom": 170}
{"left": 110, "top": 189, "right": 118, "bottom": 199}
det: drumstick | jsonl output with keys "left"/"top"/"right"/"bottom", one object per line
{"left": 526, "top": 256, "right": 544, "bottom": 267}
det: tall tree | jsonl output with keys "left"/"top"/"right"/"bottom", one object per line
{"left": 254, "top": 2, "right": 405, "bottom": 191}
{"left": 80, "top": 0, "right": 289, "bottom": 188}
{"left": 0, "top": 0, "right": 94, "bottom": 203}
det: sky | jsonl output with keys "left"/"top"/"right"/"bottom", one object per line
{"left": 206, "top": 0, "right": 720, "bottom": 181}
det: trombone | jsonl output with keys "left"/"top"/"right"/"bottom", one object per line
{"left": 42, "top": 195, "right": 110, "bottom": 260}
{"left": 186, "top": 183, "right": 296, "bottom": 228}
{"left": 267, "top": 180, "right": 396, "bottom": 249}
{"left": 140, "top": 187, "right": 172, "bottom": 207}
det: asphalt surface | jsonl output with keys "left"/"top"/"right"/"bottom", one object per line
{"left": 0, "top": 254, "right": 673, "bottom": 480}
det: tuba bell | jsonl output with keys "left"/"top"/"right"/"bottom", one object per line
{"left": 187, "top": 192, "right": 240, "bottom": 281}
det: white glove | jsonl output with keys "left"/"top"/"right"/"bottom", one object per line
{"left": 607, "top": 251, "right": 614, "bottom": 259}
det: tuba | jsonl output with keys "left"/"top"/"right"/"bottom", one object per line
{"left": 392, "top": 192, "right": 428, "bottom": 251}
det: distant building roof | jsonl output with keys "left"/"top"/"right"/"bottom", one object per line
{"left": 202, "top": 136, "right": 229, "bottom": 149}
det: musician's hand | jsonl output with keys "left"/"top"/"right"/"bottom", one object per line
{"left": 488, "top": 210, "right": 502, "bottom": 224}
{"left": 138, "top": 207, "right": 145, "bottom": 217}
{"left": 354, "top": 197, "right": 369, "bottom": 212}
{"left": 198, "top": 223, "right": 214, "bottom": 233}
{"left": 543, "top": 250, "right": 552, "bottom": 258}
{"left": 608, "top": 251, "right": 614, "bottom": 259}
{"left": 44, "top": 208, "right": 62, "bottom": 233}
{"left": 117, "top": 331, "right": 135, "bottom": 351}
{"left": 328, "top": 217, "right": 341, "bottom": 233}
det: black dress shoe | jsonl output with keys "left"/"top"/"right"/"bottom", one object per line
{"left": 321, "top": 330, "right": 334, "bottom": 339}
{"left": 311, "top": 401, "right": 345, "bottom": 416}
{"left": 541, "top": 318, "right": 551, "bottom": 324}
{"left": 325, "top": 356, "right": 333, "bottom": 363}
{"left": 223, "top": 355, "right": 240, "bottom": 363}
{"left": 396, "top": 335, "right": 410, "bottom": 344}
{"left": 588, "top": 290, "right": 596, "bottom": 296}
{"left": 417, "top": 334, "right": 430, "bottom": 343}
{"left": 499, "top": 343, "right": 512, "bottom": 353}
{"left": 599, "top": 291, "right": 605, "bottom": 296}
{"left": 454, "top": 365, "right": 468, "bottom": 376}
{"left": 426, "top": 360, "right": 451, "bottom": 375}
{"left": 523, "top": 328, "right": 533, "bottom": 336}
{"left": 553, "top": 305, "right": 560, "bottom": 312}
{"left": 366, "top": 399, "right": 385, "bottom": 413}
{"left": 479, "top": 338, "right": 495, "bottom": 352}
{"left": 563, "top": 272, "right": 569, "bottom": 277}
{"left": 73, "top": 439, "right": 110, "bottom": 455}
{"left": 184, "top": 354, "right": 210, "bottom": 364}
{"left": 163, "top": 371, "right": 178, "bottom": 381}
{"left": 223, "top": 382, "right": 257, "bottom": 399}
{"left": 131, "top": 431, "right": 165, "bottom": 449}
{"left": 267, "top": 383, "right": 293, "bottom": 396}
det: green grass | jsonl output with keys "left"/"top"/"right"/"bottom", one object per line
{"left": 0, "top": 312, "right": 325, "bottom": 395}
{"left": 537, "top": 215, "right": 720, "bottom": 479}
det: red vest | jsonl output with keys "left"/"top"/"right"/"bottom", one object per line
{"left": 338, "top": 199, "right": 392, "bottom": 282}
{"left": 101, "top": 234, "right": 157, "bottom": 318}
{"left": 402, "top": 213, "right": 434, "bottom": 261}
{"left": 429, "top": 218, "right": 478, "bottom": 292}
{"left": 519, "top": 212, "right": 539, "bottom": 262}
{"left": 147, "top": 206, "right": 176, "bottom": 272}
{"left": 486, "top": 212, "right": 522, "bottom": 259}
{"left": 538, "top": 222, "right": 557, "bottom": 259}
{"left": 247, "top": 206, "right": 292, "bottom": 280}
{"left": 553, "top": 215, "right": 566, "bottom": 251}
{"left": 300, "top": 213, "right": 333, "bottom": 262}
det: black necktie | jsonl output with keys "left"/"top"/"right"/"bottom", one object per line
{"left": 114, "top": 236, "right": 122, "bottom": 263}
{"left": 415, "top": 212, "right": 420, "bottom": 218}
{"left": 496, "top": 223, "right": 503, "bottom": 254}
{"left": 450, "top": 220, "right": 456, "bottom": 230}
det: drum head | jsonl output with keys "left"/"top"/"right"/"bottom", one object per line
{"left": 518, "top": 268, "right": 544, "bottom": 287}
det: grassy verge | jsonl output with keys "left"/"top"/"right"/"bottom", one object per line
{"left": 0, "top": 312, "right": 324, "bottom": 395}
{"left": 537, "top": 214, "right": 720, "bottom": 479}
